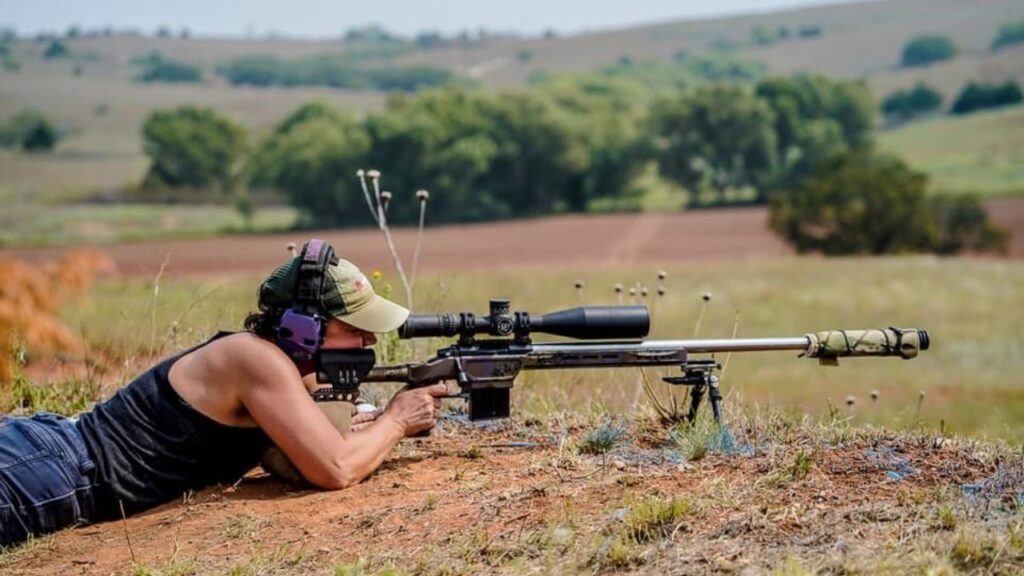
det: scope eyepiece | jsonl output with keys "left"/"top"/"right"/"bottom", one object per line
{"left": 398, "top": 303, "right": 650, "bottom": 341}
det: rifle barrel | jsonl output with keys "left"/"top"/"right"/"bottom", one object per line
{"left": 531, "top": 337, "right": 809, "bottom": 355}
{"left": 361, "top": 327, "right": 928, "bottom": 383}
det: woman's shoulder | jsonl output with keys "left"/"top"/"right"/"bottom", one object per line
{"left": 193, "top": 332, "right": 295, "bottom": 379}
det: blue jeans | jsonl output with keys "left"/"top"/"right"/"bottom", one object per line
{"left": 0, "top": 413, "right": 104, "bottom": 547}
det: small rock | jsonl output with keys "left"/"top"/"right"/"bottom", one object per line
{"left": 714, "top": 557, "right": 741, "bottom": 572}
{"left": 612, "top": 459, "right": 626, "bottom": 470}
{"left": 551, "top": 527, "right": 574, "bottom": 546}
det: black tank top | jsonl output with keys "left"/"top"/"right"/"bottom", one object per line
{"left": 76, "top": 332, "right": 269, "bottom": 517}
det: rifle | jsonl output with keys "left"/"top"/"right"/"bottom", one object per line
{"left": 314, "top": 299, "right": 929, "bottom": 423}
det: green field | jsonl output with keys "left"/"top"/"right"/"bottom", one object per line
{"left": 880, "top": 105, "right": 1024, "bottom": 196}
{"left": 0, "top": 200, "right": 297, "bottom": 246}
{"left": 59, "top": 257, "right": 1024, "bottom": 441}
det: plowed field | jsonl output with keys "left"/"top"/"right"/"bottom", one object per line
{"left": 5, "top": 201, "right": 1021, "bottom": 280}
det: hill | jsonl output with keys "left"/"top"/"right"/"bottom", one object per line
{"left": 880, "top": 104, "right": 1024, "bottom": 196}
{"left": 1, "top": 0, "right": 1022, "bottom": 200}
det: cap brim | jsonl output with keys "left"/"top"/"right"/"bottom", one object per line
{"left": 335, "top": 295, "right": 410, "bottom": 333}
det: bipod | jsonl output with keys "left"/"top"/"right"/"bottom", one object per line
{"left": 661, "top": 360, "right": 722, "bottom": 424}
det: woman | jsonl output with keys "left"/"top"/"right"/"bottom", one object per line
{"left": 0, "top": 240, "right": 445, "bottom": 547}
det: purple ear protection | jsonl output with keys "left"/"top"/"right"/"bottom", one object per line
{"left": 276, "top": 239, "right": 339, "bottom": 361}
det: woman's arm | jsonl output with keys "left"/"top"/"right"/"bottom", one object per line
{"left": 231, "top": 338, "right": 446, "bottom": 489}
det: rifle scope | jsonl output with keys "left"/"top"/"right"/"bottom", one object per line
{"left": 398, "top": 300, "right": 650, "bottom": 341}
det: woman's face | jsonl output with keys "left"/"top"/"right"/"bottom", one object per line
{"left": 321, "top": 317, "right": 377, "bottom": 349}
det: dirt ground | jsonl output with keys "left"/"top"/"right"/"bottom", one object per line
{"left": 5, "top": 200, "right": 1022, "bottom": 280}
{"left": 1, "top": 207, "right": 787, "bottom": 279}
{"left": 4, "top": 417, "right": 1021, "bottom": 575}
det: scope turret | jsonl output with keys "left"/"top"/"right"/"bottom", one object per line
{"left": 398, "top": 300, "right": 650, "bottom": 342}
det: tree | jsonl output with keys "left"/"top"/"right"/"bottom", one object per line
{"left": 538, "top": 75, "right": 653, "bottom": 211}
{"left": 769, "top": 151, "right": 936, "bottom": 254}
{"left": 769, "top": 152, "right": 1007, "bottom": 255}
{"left": 134, "top": 52, "right": 202, "bottom": 83}
{"left": 651, "top": 85, "right": 778, "bottom": 204}
{"left": 364, "top": 87, "right": 585, "bottom": 223}
{"left": 901, "top": 35, "right": 956, "bottom": 67}
{"left": 43, "top": 39, "right": 69, "bottom": 59}
{"left": 141, "top": 106, "right": 247, "bottom": 192}
{"left": 0, "top": 110, "right": 59, "bottom": 152}
{"left": 251, "top": 102, "right": 371, "bottom": 226}
{"left": 754, "top": 75, "right": 874, "bottom": 193}
{"left": 881, "top": 83, "right": 942, "bottom": 122}
{"left": 991, "top": 21, "right": 1024, "bottom": 51}
{"left": 951, "top": 81, "right": 1023, "bottom": 115}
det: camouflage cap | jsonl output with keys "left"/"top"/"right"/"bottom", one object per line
{"left": 259, "top": 256, "right": 409, "bottom": 333}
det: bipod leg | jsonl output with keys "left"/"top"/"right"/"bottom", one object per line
{"left": 708, "top": 374, "right": 723, "bottom": 424}
{"left": 686, "top": 381, "right": 705, "bottom": 425}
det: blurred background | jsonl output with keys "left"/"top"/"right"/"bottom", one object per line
{"left": 0, "top": 0, "right": 1022, "bottom": 438}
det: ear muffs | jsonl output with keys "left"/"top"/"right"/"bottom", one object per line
{"left": 275, "top": 239, "right": 338, "bottom": 361}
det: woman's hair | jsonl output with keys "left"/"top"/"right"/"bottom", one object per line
{"left": 243, "top": 306, "right": 283, "bottom": 340}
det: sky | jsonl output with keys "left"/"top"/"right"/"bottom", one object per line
{"left": 2, "top": 0, "right": 855, "bottom": 38}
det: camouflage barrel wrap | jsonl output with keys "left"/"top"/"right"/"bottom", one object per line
{"left": 802, "top": 328, "right": 929, "bottom": 366}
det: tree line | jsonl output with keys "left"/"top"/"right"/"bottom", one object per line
{"left": 215, "top": 54, "right": 459, "bottom": 92}
{"left": 141, "top": 73, "right": 1005, "bottom": 255}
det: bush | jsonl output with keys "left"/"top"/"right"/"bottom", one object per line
{"left": 215, "top": 55, "right": 281, "bottom": 86}
{"left": 141, "top": 106, "right": 247, "bottom": 192}
{"left": 951, "top": 81, "right": 1023, "bottom": 115}
{"left": 881, "top": 82, "right": 942, "bottom": 121}
{"left": 770, "top": 151, "right": 1007, "bottom": 255}
{"left": 43, "top": 39, "right": 69, "bottom": 59}
{"left": 770, "top": 151, "right": 935, "bottom": 254}
{"left": 928, "top": 194, "right": 1008, "bottom": 254}
{"left": 134, "top": 52, "right": 202, "bottom": 83}
{"left": 992, "top": 21, "right": 1024, "bottom": 51}
{"left": 216, "top": 53, "right": 456, "bottom": 92}
{"left": 901, "top": 35, "right": 956, "bottom": 67}
{"left": 363, "top": 66, "right": 456, "bottom": 92}
{"left": 798, "top": 25, "right": 822, "bottom": 38}
{"left": 0, "top": 110, "right": 59, "bottom": 152}
{"left": 752, "top": 26, "right": 777, "bottom": 46}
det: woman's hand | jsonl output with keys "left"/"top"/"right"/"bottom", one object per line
{"left": 381, "top": 383, "right": 448, "bottom": 436}
{"left": 350, "top": 410, "right": 380, "bottom": 432}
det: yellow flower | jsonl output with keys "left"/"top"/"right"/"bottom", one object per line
{"left": 371, "top": 270, "right": 382, "bottom": 282}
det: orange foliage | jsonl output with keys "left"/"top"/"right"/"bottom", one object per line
{"left": 0, "top": 250, "right": 116, "bottom": 384}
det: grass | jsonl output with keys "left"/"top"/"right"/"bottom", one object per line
{"left": 575, "top": 422, "right": 626, "bottom": 455}
{"left": 0, "top": 201, "right": 298, "bottom": 246}
{"left": 618, "top": 496, "right": 693, "bottom": 544}
{"left": 879, "top": 104, "right": 1024, "bottom": 197}
{"left": 51, "top": 256, "right": 1024, "bottom": 441}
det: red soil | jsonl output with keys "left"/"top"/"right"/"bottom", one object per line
{"left": 4, "top": 200, "right": 1021, "bottom": 281}
{"left": 2, "top": 207, "right": 791, "bottom": 279}
{"left": 5, "top": 421, "right": 1010, "bottom": 575}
